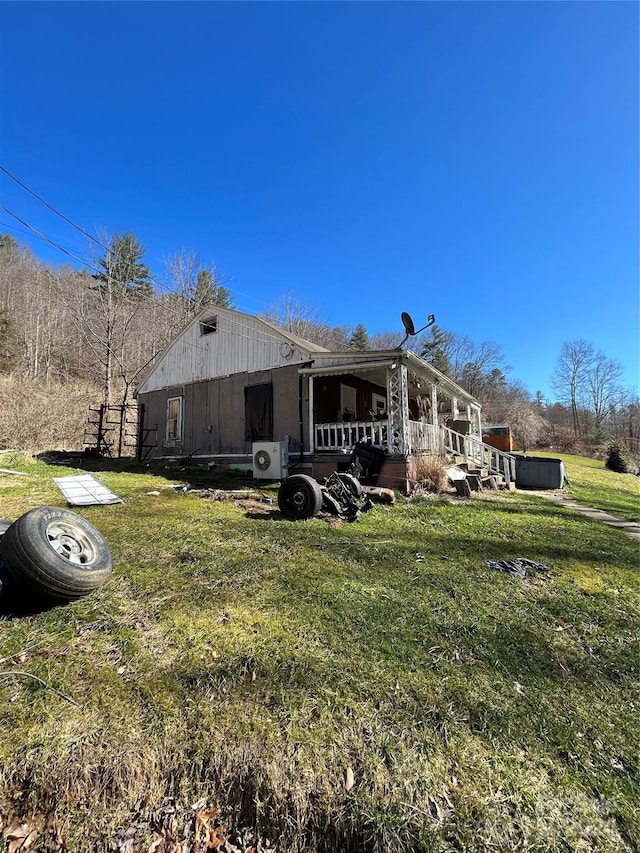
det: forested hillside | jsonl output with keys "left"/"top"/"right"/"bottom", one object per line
{"left": 0, "top": 232, "right": 637, "bottom": 462}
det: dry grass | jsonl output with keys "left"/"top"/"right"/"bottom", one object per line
{"left": 410, "top": 453, "right": 449, "bottom": 493}
{"left": 0, "top": 375, "right": 101, "bottom": 452}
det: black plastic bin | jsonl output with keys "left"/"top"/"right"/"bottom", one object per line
{"left": 514, "top": 455, "right": 565, "bottom": 490}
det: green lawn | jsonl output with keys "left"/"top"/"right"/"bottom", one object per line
{"left": 0, "top": 452, "right": 638, "bottom": 852}
{"left": 523, "top": 451, "right": 639, "bottom": 523}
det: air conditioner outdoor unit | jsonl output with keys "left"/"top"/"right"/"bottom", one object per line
{"left": 252, "top": 441, "right": 289, "bottom": 479}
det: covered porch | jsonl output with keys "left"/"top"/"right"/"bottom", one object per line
{"left": 297, "top": 352, "right": 515, "bottom": 491}
{"left": 300, "top": 351, "right": 482, "bottom": 458}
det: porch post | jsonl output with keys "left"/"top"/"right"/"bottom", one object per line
{"left": 452, "top": 396, "right": 459, "bottom": 419}
{"left": 387, "top": 362, "right": 410, "bottom": 455}
{"left": 307, "top": 375, "right": 315, "bottom": 453}
{"left": 431, "top": 382, "right": 439, "bottom": 431}
{"left": 474, "top": 405, "right": 482, "bottom": 438}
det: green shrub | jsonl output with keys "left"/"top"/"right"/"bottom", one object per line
{"left": 605, "top": 442, "right": 632, "bottom": 474}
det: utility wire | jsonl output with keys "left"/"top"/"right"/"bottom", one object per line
{"left": 1, "top": 163, "right": 271, "bottom": 313}
{"left": 0, "top": 165, "right": 111, "bottom": 254}
{"left": 0, "top": 209, "right": 305, "bottom": 358}
{"left": 0, "top": 168, "right": 325, "bottom": 356}
{"left": 0, "top": 206, "right": 100, "bottom": 271}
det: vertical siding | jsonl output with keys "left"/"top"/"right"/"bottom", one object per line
{"left": 138, "top": 312, "right": 315, "bottom": 394}
{"left": 138, "top": 363, "right": 309, "bottom": 459}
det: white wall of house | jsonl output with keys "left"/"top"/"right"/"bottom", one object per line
{"left": 138, "top": 308, "right": 320, "bottom": 395}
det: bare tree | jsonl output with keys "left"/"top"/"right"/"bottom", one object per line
{"left": 447, "top": 337, "right": 507, "bottom": 394}
{"left": 55, "top": 231, "right": 158, "bottom": 405}
{"left": 0, "top": 242, "right": 73, "bottom": 381}
{"left": 587, "top": 351, "right": 623, "bottom": 429}
{"left": 370, "top": 330, "right": 403, "bottom": 350}
{"left": 262, "top": 290, "right": 349, "bottom": 349}
{"left": 607, "top": 389, "right": 640, "bottom": 457}
{"left": 504, "top": 396, "right": 547, "bottom": 452}
{"left": 163, "top": 250, "right": 234, "bottom": 330}
{"left": 551, "top": 340, "right": 595, "bottom": 435}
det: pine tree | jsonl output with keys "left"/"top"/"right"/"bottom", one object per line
{"left": 0, "top": 233, "right": 18, "bottom": 257}
{"left": 349, "top": 323, "right": 369, "bottom": 350}
{"left": 96, "top": 231, "right": 153, "bottom": 298}
{"left": 420, "top": 324, "right": 450, "bottom": 375}
{"left": 605, "top": 442, "right": 630, "bottom": 474}
{"left": 193, "top": 268, "right": 234, "bottom": 310}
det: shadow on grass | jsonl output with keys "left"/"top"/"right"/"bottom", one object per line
{"left": 0, "top": 587, "right": 61, "bottom": 619}
{"left": 36, "top": 449, "right": 260, "bottom": 490}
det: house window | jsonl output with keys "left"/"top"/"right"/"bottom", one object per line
{"left": 199, "top": 316, "right": 218, "bottom": 336}
{"left": 245, "top": 383, "right": 273, "bottom": 441}
{"left": 167, "top": 396, "right": 182, "bottom": 443}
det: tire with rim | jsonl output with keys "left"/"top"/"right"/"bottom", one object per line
{"left": 0, "top": 520, "right": 10, "bottom": 595}
{"left": 336, "top": 473, "right": 363, "bottom": 499}
{"left": 0, "top": 506, "right": 113, "bottom": 601}
{"left": 278, "top": 475, "right": 323, "bottom": 521}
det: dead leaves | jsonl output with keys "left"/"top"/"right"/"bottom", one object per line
{"left": 3, "top": 818, "right": 42, "bottom": 853}
{"left": 193, "top": 806, "right": 224, "bottom": 850}
{"left": 344, "top": 766, "right": 355, "bottom": 792}
{"left": 105, "top": 800, "right": 276, "bottom": 853}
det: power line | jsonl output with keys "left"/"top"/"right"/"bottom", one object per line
{"left": 0, "top": 208, "right": 306, "bottom": 357}
{"left": 0, "top": 168, "right": 326, "bottom": 359}
{"left": 0, "top": 163, "right": 273, "bottom": 314}
{"left": 0, "top": 165, "right": 111, "bottom": 254}
{"left": 0, "top": 206, "right": 100, "bottom": 271}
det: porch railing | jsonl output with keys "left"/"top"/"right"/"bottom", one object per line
{"left": 314, "top": 419, "right": 389, "bottom": 452}
{"left": 442, "top": 426, "right": 516, "bottom": 485}
{"left": 313, "top": 419, "right": 516, "bottom": 486}
{"left": 407, "top": 421, "right": 442, "bottom": 455}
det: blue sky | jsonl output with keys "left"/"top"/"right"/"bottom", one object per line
{"left": 0, "top": 1, "right": 637, "bottom": 400}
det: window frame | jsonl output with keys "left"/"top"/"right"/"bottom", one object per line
{"left": 199, "top": 316, "right": 218, "bottom": 336}
{"left": 166, "top": 396, "right": 183, "bottom": 444}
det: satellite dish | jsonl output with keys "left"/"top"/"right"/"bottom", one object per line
{"left": 397, "top": 311, "right": 436, "bottom": 350}
{"left": 401, "top": 312, "right": 416, "bottom": 336}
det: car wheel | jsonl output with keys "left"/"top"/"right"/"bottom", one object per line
{"left": 336, "top": 473, "right": 363, "bottom": 499}
{"left": 0, "top": 506, "right": 113, "bottom": 601}
{"left": 278, "top": 475, "right": 323, "bottom": 521}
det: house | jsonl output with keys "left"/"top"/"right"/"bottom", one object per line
{"left": 136, "top": 306, "right": 514, "bottom": 491}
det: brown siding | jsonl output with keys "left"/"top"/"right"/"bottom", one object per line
{"left": 137, "top": 363, "right": 308, "bottom": 459}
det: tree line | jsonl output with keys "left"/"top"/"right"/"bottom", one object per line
{"left": 0, "top": 231, "right": 637, "bottom": 459}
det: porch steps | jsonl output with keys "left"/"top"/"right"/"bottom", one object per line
{"left": 444, "top": 429, "right": 517, "bottom": 489}
{"left": 452, "top": 459, "right": 489, "bottom": 477}
{"left": 448, "top": 463, "right": 512, "bottom": 496}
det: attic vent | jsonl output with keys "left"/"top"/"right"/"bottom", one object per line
{"left": 199, "top": 316, "right": 218, "bottom": 336}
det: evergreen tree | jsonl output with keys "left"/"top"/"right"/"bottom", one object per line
{"left": 0, "top": 233, "right": 18, "bottom": 257}
{"left": 193, "top": 268, "right": 234, "bottom": 310}
{"left": 534, "top": 390, "right": 546, "bottom": 411}
{"left": 349, "top": 323, "right": 369, "bottom": 350}
{"left": 605, "top": 442, "right": 631, "bottom": 474}
{"left": 96, "top": 231, "right": 153, "bottom": 297}
{"left": 420, "top": 324, "right": 451, "bottom": 375}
